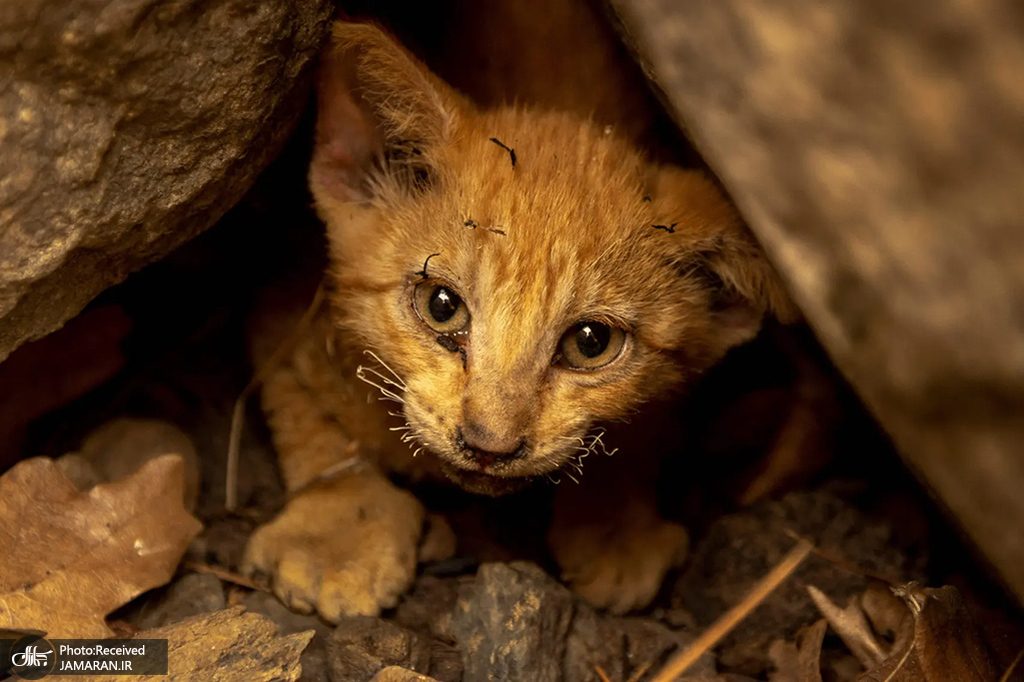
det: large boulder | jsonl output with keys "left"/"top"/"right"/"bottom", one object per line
{"left": 611, "top": 0, "right": 1024, "bottom": 601}
{"left": 0, "top": 0, "right": 334, "bottom": 362}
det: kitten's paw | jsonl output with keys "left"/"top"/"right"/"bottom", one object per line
{"left": 550, "top": 516, "right": 689, "bottom": 614}
{"left": 242, "top": 473, "right": 424, "bottom": 621}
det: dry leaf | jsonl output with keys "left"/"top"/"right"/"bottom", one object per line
{"left": 768, "top": 618, "right": 828, "bottom": 682}
{"left": 858, "top": 584, "right": 998, "bottom": 682}
{"left": 771, "top": 619, "right": 827, "bottom": 682}
{"left": 0, "top": 455, "right": 202, "bottom": 638}
{"left": 808, "top": 585, "right": 889, "bottom": 669}
{"left": 860, "top": 581, "right": 912, "bottom": 644}
{"left": 47, "top": 606, "right": 314, "bottom": 682}
{"left": 74, "top": 418, "right": 202, "bottom": 512}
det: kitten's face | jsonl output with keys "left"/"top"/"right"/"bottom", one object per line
{"left": 310, "top": 23, "right": 793, "bottom": 495}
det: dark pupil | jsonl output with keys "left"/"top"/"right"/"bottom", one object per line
{"left": 575, "top": 323, "right": 610, "bottom": 358}
{"left": 428, "top": 287, "right": 460, "bottom": 322}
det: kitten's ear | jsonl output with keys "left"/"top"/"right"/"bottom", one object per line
{"left": 310, "top": 21, "right": 467, "bottom": 202}
{"left": 654, "top": 168, "right": 800, "bottom": 351}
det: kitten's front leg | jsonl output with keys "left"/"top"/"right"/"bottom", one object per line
{"left": 244, "top": 471, "right": 424, "bottom": 620}
{"left": 242, "top": 360, "right": 424, "bottom": 621}
{"left": 547, "top": 446, "right": 688, "bottom": 614}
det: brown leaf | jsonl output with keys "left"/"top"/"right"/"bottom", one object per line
{"left": 47, "top": 606, "right": 314, "bottom": 682}
{"left": 769, "top": 618, "right": 828, "bottom": 682}
{"left": 859, "top": 584, "right": 999, "bottom": 682}
{"left": 861, "top": 581, "right": 913, "bottom": 645}
{"left": 0, "top": 455, "right": 201, "bottom": 638}
{"left": 808, "top": 585, "right": 890, "bottom": 669}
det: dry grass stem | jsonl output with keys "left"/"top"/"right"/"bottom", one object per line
{"left": 225, "top": 283, "right": 326, "bottom": 510}
{"left": 183, "top": 561, "right": 268, "bottom": 592}
{"left": 649, "top": 539, "right": 813, "bottom": 682}
{"left": 1000, "top": 648, "right": 1024, "bottom": 682}
{"left": 626, "top": 660, "right": 653, "bottom": 682}
{"left": 880, "top": 642, "right": 915, "bottom": 682}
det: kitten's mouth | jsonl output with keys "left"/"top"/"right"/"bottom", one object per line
{"left": 439, "top": 461, "right": 534, "bottom": 497}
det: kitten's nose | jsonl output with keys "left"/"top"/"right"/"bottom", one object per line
{"left": 457, "top": 424, "right": 526, "bottom": 467}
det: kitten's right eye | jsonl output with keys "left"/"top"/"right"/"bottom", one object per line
{"left": 414, "top": 283, "right": 470, "bottom": 333}
{"left": 557, "top": 321, "right": 626, "bottom": 370}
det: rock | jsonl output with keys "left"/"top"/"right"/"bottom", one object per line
{"left": 123, "top": 606, "right": 313, "bottom": 682}
{"left": 452, "top": 562, "right": 575, "bottom": 682}
{"left": 327, "top": 617, "right": 432, "bottom": 682}
{"left": 239, "top": 591, "right": 333, "bottom": 682}
{"left": 0, "top": 305, "right": 129, "bottom": 468}
{"left": 306, "top": 576, "right": 462, "bottom": 682}
{"left": 188, "top": 515, "right": 261, "bottom": 572}
{"left": 610, "top": 0, "right": 1024, "bottom": 604}
{"left": 563, "top": 606, "right": 625, "bottom": 682}
{"left": 240, "top": 591, "right": 333, "bottom": 640}
{"left": 565, "top": 608, "right": 717, "bottom": 682}
{"left": 134, "top": 572, "right": 226, "bottom": 630}
{"left": 371, "top": 667, "right": 439, "bottom": 682}
{"left": 394, "top": 576, "right": 462, "bottom": 644}
{"left": 622, "top": 619, "right": 717, "bottom": 681}
{"left": 0, "top": 0, "right": 334, "bottom": 362}
{"left": 424, "top": 641, "right": 463, "bottom": 682}
{"left": 445, "top": 561, "right": 720, "bottom": 681}
{"left": 671, "top": 491, "right": 907, "bottom": 673}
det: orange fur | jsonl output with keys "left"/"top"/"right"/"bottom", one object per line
{"left": 244, "top": 15, "right": 795, "bottom": 619}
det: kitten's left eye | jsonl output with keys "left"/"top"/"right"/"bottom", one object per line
{"left": 414, "top": 282, "right": 470, "bottom": 333}
{"left": 557, "top": 322, "right": 626, "bottom": 370}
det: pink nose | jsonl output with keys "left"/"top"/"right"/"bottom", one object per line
{"left": 457, "top": 424, "right": 526, "bottom": 467}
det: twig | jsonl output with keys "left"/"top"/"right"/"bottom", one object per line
{"left": 881, "top": 642, "right": 914, "bottom": 682}
{"left": 649, "top": 539, "right": 813, "bottom": 682}
{"left": 783, "top": 528, "right": 898, "bottom": 585}
{"left": 183, "top": 561, "right": 268, "bottom": 592}
{"left": 626, "top": 660, "right": 653, "bottom": 682}
{"left": 289, "top": 453, "right": 366, "bottom": 499}
{"left": 225, "top": 283, "right": 326, "bottom": 511}
{"left": 595, "top": 664, "right": 612, "bottom": 682}
{"left": 1000, "top": 648, "right": 1024, "bottom": 682}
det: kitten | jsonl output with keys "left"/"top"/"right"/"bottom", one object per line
{"left": 242, "top": 19, "right": 796, "bottom": 621}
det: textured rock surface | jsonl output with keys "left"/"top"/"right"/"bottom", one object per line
{"left": 327, "top": 617, "right": 432, "bottom": 682}
{"left": 452, "top": 562, "right": 574, "bottom": 682}
{"left": 370, "top": 668, "right": 439, "bottom": 682}
{"left": 0, "top": 0, "right": 334, "bottom": 362}
{"left": 239, "top": 591, "right": 333, "bottom": 682}
{"left": 134, "top": 572, "right": 226, "bottom": 630}
{"left": 452, "top": 562, "right": 714, "bottom": 682}
{"left": 612, "top": 0, "right": 1024, "bottom": 601}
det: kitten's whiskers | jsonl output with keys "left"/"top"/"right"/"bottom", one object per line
{"left": 362, "top": 350, "right": 408, "bottom": 390}
{"left": 356, "top": 349, "right": 409, "bottom": 405}
{"left": 587, "top": 428, "right": 618, "bottom": 457}
{"left": 356, "top": 368, "right": 405, "bottom": 404}
{"left": 549, "top": 427, "right": 618, "bottom": 487}
{"left": 358, "top": 353, "right": 428, "bottom": 459}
